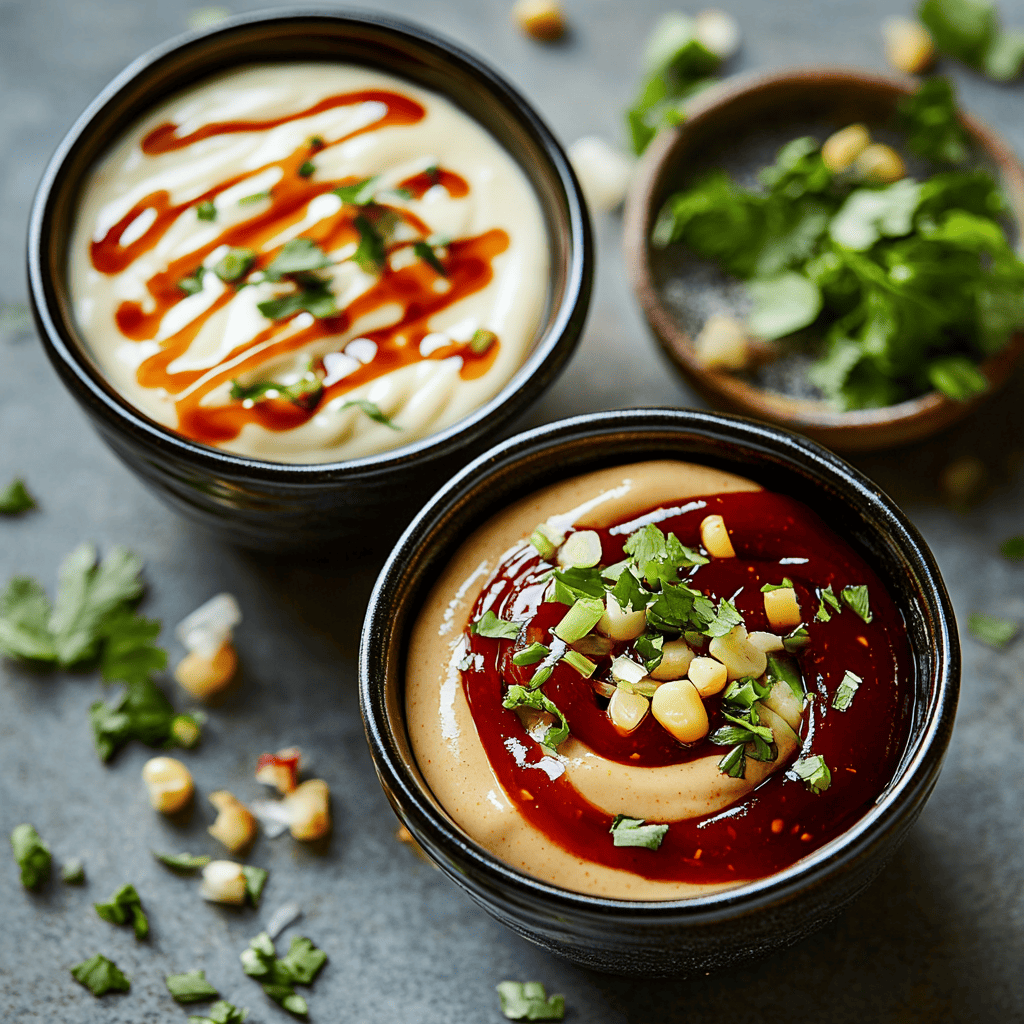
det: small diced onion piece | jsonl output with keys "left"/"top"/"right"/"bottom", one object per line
{"left": 708, "top": 624, "right": 768, "bottom": 680}
{"left": 174, "top": 640, "right": 238, "bottom": 700}
{"left": 700, "top": 514, "right": 736, "bottom": 558}
{"left": 596, "top": 592, "right": 647, "bottom": 641}
{"left": 763, "top": 587, "right": 802, "bottom": 631}
{"left": 694, "top": 8, "right": 742, "bottom": 59}
{"left": 686, "top": 656, "right": 729, "bottom": 697}
{"left": 748, "top": 630, "right": 785, "bottom": 653}
{"left": 284, "top": 779, "right": 331, "bottom": 841}
{"left": 855, "top": 143, "right": 905, "bottom": 184}
{"left": 651, "top": 638, "right": 695, "bottom": 681}
{"left": 651, "top": 679, "right": 709, "bottom": 743}
{"left": 207, "top": 791, "right": 258, "bottom": 853}
{"left": 568, "top": 137, "right": 634, "bottom": 212}
{"left": 142, "top": 756, "right": 194, "bottom": 814}
{"left": 821, "top": 124, "right": 871, "bottom": 173}
{"left": 557, "top": 530, "right": 602, "bottom": 569}
{"left": 200, "top": 860, "right": 247, "bottom": 905}
{"left": 513, "top": 0, "right": 566, "bottom": 40}
{"left": 176, "top": 593, "right": 242, "bottom": 658}
{"left": 610, "top": 655, "right": 648, "bottom": 688}
{"left": 694, "top": 314, "right": 750, "bottom": 371}
{"left": 882, "top": 17, "right": 935, "bottom": 74}
{"left": 607, "top": 689, "right": 650, "bottom": 735}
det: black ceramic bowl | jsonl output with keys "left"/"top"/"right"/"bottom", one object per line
{"left": 359, "top": 408, "right": 959, "bottom": 976}
{"left": 27, "top": 8, "right": 591, "bottom": 550}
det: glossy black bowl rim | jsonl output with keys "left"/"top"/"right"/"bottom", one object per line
{"left": 360, "top": 407, "right": 960, "bottom": 921}
{"left": 26, "top": 7, "right": 592, "bottom": 483}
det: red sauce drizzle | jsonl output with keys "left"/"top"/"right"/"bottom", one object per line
{"left": 88, "top": 88, "right": 499, "bottom": 447}
{"left": 461, "top": 489, "right": 912, "bottom": 885}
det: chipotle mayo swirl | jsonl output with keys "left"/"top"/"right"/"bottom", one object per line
{"left": 69, "top": 64, "right": 548, "bottom": 463}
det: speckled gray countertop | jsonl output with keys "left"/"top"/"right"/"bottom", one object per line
{"left": 2, "top": 1, "right": 1023, "bottom": 1021}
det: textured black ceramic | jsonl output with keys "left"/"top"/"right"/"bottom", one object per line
{"left": 27, "top": 8, "right": 592, "bottom": 551}
{"left": 359, "top": 409, "right": 959, "bottom": 976}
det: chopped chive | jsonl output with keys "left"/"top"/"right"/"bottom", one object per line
{"left": 238, "top": 190, "right": 271, "bottom": 205}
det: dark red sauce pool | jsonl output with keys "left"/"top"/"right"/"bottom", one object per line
{"left": 461, "top": 488, "right": 912, "bottom": 885}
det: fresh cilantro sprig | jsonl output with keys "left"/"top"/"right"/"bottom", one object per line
{"left": 0, "top": 478, "right": 35, "bottom": 515}
{"left": 10, "top": 823, "right": 50, "bottom": 889}
{"left": 90, "top": 677, "right": 201, "bottom": 762}
{"left": 790, "top": 753, "right": 832, "bottom": 794}
{"left": 94, "top": 883, "right": 149, "bottom": 940}
{"left": 496, "top": 981, "right": 566, "bottom": 1022}
{"left": 230, "top": 367, "right": 325, "bottom": 411}
{"left": 609, "top": 814, "right": 669, "bottom": 850}
{"left": 167, "top": 970, "right": 220, "bottom": 1003}
{"left": 918, "top": 0, "right": 1024, "bottom": 81}
{"left": 240, "top": 931, "right": 326, "bottom": 1017}
{"left": 472, "top": 610, "right": 522, "bottom": 640}
{"left": 502, "top": 685, "right": 570, "bottom": 750}
{"left": 70, "top": 954, "right": 130, "bottom": 996}
{"left": 709, "top": 678, "right": 777, "bottom": 778}
{"left": 189, "top": 1000, "right": 250, "bottom": 1024}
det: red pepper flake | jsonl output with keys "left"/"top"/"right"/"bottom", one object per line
{"left": 693, "top": 848, "right": 702, "bottom": 859}
{"left": 800, "top": 832, "right": 813, "bottom": 842}
{"left": 255, "top": 746, "right": 302, "bottom": 794}
{"left": 857, "top": 636, "right": 869, "bottom": 647}
{"left": 520, "top": 789, "right": 534, "bottom": 801}
{"left": 771, "top": 818, "right": 784, "bottom": 834}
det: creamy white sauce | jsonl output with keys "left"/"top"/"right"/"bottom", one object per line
{"left": 69, "top": 64, "right": 548, "bottom": 463}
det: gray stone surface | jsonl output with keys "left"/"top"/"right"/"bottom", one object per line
{"left": 2, "top": 0, "right": 1024, "bottom": 1021}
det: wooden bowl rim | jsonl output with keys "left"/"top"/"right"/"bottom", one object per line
{"left": 623, "top": 65, "right": 1024, "bottom": 448}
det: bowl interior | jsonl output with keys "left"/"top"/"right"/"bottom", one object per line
{"left": 363, "top": 409, "right": 958, "bottom": 914}
{"left": 625, "top": 68, "right": 1024, "bottom": 452}
{"left": 31, "top": 10, "right": 588, "bottom": 473}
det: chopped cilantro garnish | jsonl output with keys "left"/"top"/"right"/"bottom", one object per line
{"left": 609, "top": 814, "right": 669, "bottom": 850}
{"left": 471, "top": 610, "right": 522, "bottom": 640}
{"left": 238, "top": 191, "right": 271, "bottom": 205}
{"left": 841, "top": 585, "right": 872, "bottom": 623}
{"left": 550, "top": 566, "right": 606, "bottom": 605}
{"left": 339, "top": 398, "right": 400, "bottom": 429}
{"left": 98, "top": 607, "right": 167, "bottom": 685}
{"left": 241, "top": 865, "right": 268, "bottom": 906}
{"left": 0, "top": 478, "right": 35, "bottom": 515}
{"left": 188, "top": 999, "right": 250, "bottom": 1024}
{"left": 791, "top": 753, "right": 832, "bottom": 794}
{"left": 919, "top": 0, "right": 1024, "bottom": 81}
{"left": 766, "top": 651, "right": 805, "bottom": 702}
{"left": 298, "top": 161, "right": 315, "bottom": 178}
{"left": 815, "top": 584, "right": 841, "bottom": 622}
{"left": 257, "top": 282, "right": 338, "bottom": 320}
{"left": 968, "top": 611, "right": 1019, "bottom": 647}
{"left": 496, "top": 981, "right": 566, "bottom": 1022}
{"left": 166, "top": 970, "right": 220, "bottom": 1003}
{"left": 70, "top": 954, "right": 130, "bottom": 997}
{"left": 230, "top": 369, "right": 324, "bottom": 410}
{"left": 264, "top": 238, "right": 333, "bottom": 282}
{"left": 178, "top": 266, "right": 206, "bottom": 295}
{"left": 760, "top": 578, "right": 794, "bottom": 592}
{"left": 832, "top": 669, "right": 862, "bottom": 711}
{"left": 610, "top": 566, "right": 651, "bottom": 614}
{"left": 240, "top": 932, "right": 326, "bottom": 1017}
{"left": 10, "top": 823, "right": 50, "bottom": 889}
{"left": 90, "top": 677, "right": 201, "bottom": 762}
{"left": 512, "top": 642, "right": 550, "bottom": 666}
{"left": 1001, "top": 536, "right": 1024, "bottom": 560}
{"left": 333, "top": 176, "right": 379, "bottom": 206}
{"left": 351, "top": 214, "right": 387, "bottom": 273}
{"left": 61, "top": 857, "right": 86, "bottom": 884}
{"left": 413, "top": 240, "right": 447, "bottom": 276}
{"left": 783, "top": 625, "right": 810, "bottom": 653}
{"left": 94, "top": 882, "right": 149, "bottom": 940}
{"left": 213, "top": 247, "right": 256, "bottom": 283}
{"left": 623, "top": 522, "right": 707, "bottom": 586}
{"left": 704, "top": 597, "right": 745, "bottom": 638}
{"left": 502, "top": 684, "right": 570, "bottom": 749}
{"left": 153, "top": 850, "right": 211, "bottom": 872}
{"left": 634, "top": 632, "right": 665, "bottom": 672}
{"left": 646, "top": 580, "right": 715, "bottom": 635}
{"left": 197, "top": 200, "right": 217, "bottom": 221}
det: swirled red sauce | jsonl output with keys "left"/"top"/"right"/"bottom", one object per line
{"left": 461, "top": 489, "right": 911, "bottom": 884}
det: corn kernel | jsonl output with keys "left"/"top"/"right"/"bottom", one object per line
{"left": 821, "top": 124, "right": 871, "bottom": 173}
{"left": 208, "top": 790, "right": 258, "bottom": 853}
{"left": 651, "top": 679, "right": 709, "bottom": 743}
{"left": 284, "top": 779, "right": 331, "bottom": 841}
{"left": 174, "top": 639, "right": 237, "bottom": 699}
{"left": 687, "top": 656, "right": 729, "bottom": 697}
{"left": 694, "top": 314, "right": 750, "bottom": 370}
{"left": 764, "top": 587, "right": 802, "bottom": 631}
{"left": 142, "top": 756, "right": 194, "bottom": 814}
{"left": 607, "top": 689, "right": 650, "bottom": 735}
{"left": 700, "top": 514, "right": 736, "bottom": 558}
{"left": 513, "top": 0, "right": 566, "bottom": 40}
{"left": 882, "top": 17, "right": 935, "bottom": 74}
{"left": 855, "top": 143, "right": 905, "bottom": 184}
{"left": 708, "top": 624, "right": 768, "bottom": 680}
{"left": 651, "top": 638, "right": 695, "bottom": 681}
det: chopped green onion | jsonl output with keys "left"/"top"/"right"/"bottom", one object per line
{"left": 562, "top": 650, "right": 597, "bottom": 677}
{"left": 832, "top": 670, "right": 861, "bottom": 711}
{"left": 558, "top": 530, "right": 602, "bottom": 569}
{"left": 197, "top": 200, "right": 217, "bottom": 222}
{"left": 512, "top": 642, "right": 550, "bottom": 666}
{"left": 529, "top": 522, "right": 563, "bottom": 559}
{"left": 470, "top": 328, "right": 497, "bottom": 354}
{"left": 609, "top": 814, "right": 669, "bottom": 850}
{"left": 552, "top": 596, "right": 605, "bottom": 643}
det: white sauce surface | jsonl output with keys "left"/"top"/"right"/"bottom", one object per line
{"left": 69, "top": 64, "right": 548, "bottom": 463}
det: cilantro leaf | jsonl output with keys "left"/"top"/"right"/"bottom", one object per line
{"left": 610, "top": 567, "right": 651, "bottom": 613}
{"left": 241, "top": 865, "right": 268, "bottom": 907}
{"left": 926, "top": 354, "right": 988, "bottom": 401}
{"left": 230, "top": 369, "right": 325, "bottom": 410}
{"left": 257, "top": 283, "right": 337, "bottom": 321}
{"left": 339, "top": 399, "right": 400, "bottom": 429}
{"left": 153, "top": 850, "right": 211, "bottom": 873}
{"left": 898, "top": 76, "right": 970, "bottom": 163}
{"left": 766, "top": 652, "right": 805, "bottom": 702}
{"left": 783, "top": 625, "right": 810, "bottom": 652}
{"left": 188, "top": 999, "right": 250, "bottom": 1024}
{"left": 94, "top": 882, "right": 148, "bottom": 940}
{"left": 550, "top": 566, "right": 606, "bottom": 604}
{"left": 0, "top": 478, "right": 35, "bottom": 515}
{"left": 264, "top": 238, "right": 332, "bottom": 282}
{"left": 10, "top": 823, "right": 51, "bottom": 889}
{"left": 213, "top": 247, "right": 256, "bottom": 283}
{"left": 609, "top": 814, "right": 669, "bottom": 850}
{"left": 829, "top": 180, "right": 922, "bottom": 252}
{"left": 167, "top": 970, "right": 220, "bottom": 1003}
{"left": 277, "top": 936, "right": 327, "bottom": 985}
{"left": 832, "top": 669, "right": 862, "bottom": 711}
{"left": 634, "top": 632, "right": 665, "bottom": 672}
{"left": 717, "top": 743, "right": 747, "bottom": 778}
{"left": 70, "top": 954, "right": 130, "bottom": 997}
{"left": 471, "top": 610, "right": 522, "bottom": 640}
{"left": 703, "top": 597, "right": 744, "bottom": 638}
{"left": 333, "top": 176, "right": 380, "bottom": 205}
{"left": 99, "top": 608, "right": 167, "bottom": 685}
{"left": 815, "top": 584, "right": 841, "bottom": 622}
{"left": 968, "top": 611, "right": 1019, "bottom": 647}
{"left": 646, "top": 581, "right": 715, "bottom": 635}
{"left": 790, "top": 753, "right": 832, "bottom": 793}
{"left": 841, "top": 585, "right": 873, "bottom": 623}
{"left": 90, "top": 677, "right": 198, "bottom": 762}
{"left": 240, "top": 932, "right": 324, "bottom": 1018}
{"left": 746, "top": 271, "right": 822, "bottom": 340}
{"left": 413, "top": 240, "right": 446, "bottom": 276}
{"left": 760, "top": 578, "right": 794, "bottom": 592}
{"left": 502, "top": 685, "right": 570, "bottom": 749}
{"left": 497, "top": 981, "right": 566, "bottom": 1022}
{"left": 351, "top": 214, "right": 387, "bottom": 273}
{"left": 0, "top": 577, "right": 57, "bottom": 660}
{"left": 298, "top": 161, "right": 315, "bottom": 178}
{"left": 512, "top": 642, "right": 550, "bottom": 666}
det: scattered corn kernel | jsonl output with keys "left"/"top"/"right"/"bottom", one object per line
{"left": 170, "top": 714, "right": 202, "bottom": 749}
{"left": 255, "top": 747, "right": 303, "bottom": 795}
{"left": 513, "top": 0, "right": 566, "bottom": 40}
{"left": 821, "top": 124, "right": 871, "bottom": 173}
{"left": 568, "top": 137, "right": 634, "bottom": 212}
{"left": 694, "top": 313, "right": 750, "bottom": 371}
{"left": 651, "top": 638, "right": 695, "bottom": 681}
{"left": 651, "top": 679, "right": 709, "bottom": 743}
{"left": 141, "top": 756, "right": 194, "bottom": 814}
{"left": 174, "top": 639, "right": 237, "bottom": 699}
{"left": 700, "top": 514, "right": 736, "bottom": 558}
{"left": 607, "top": 688, "right": 650, "bottom": 735}
{"left": 748, "top": 630, "right": 785, "bottom": 653}
{"left": 694, "top": 8, "right": 742, "bottom": 59}
{"left": 855, "top": 143, "right": 905, "bottom": 184}
{"left": 882, "top": 17, "right": 935, "bottom": 74}
{"left": 200, "top": 860, "right": 247, "bottom": 904}
{"left": 686, "top": 656, "right": 729, "bottom": 697}
{"left": 764, "top": 587, "right": 802, "bottom": 631}
{"left": 283, "top": 779, "right": 331, "bottom": 841}
{"left": 207, "top": 790, "right": 258, "bottom": 853}
{"left": 596, "top": 591, "right": 648, "bottom": 641}
{"left": 708, "top": 624, "right": 768, "bottom": 680}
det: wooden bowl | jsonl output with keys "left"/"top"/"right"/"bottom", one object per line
{"left": 623, "top": 67, "right": 1024, "bottom": 453}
